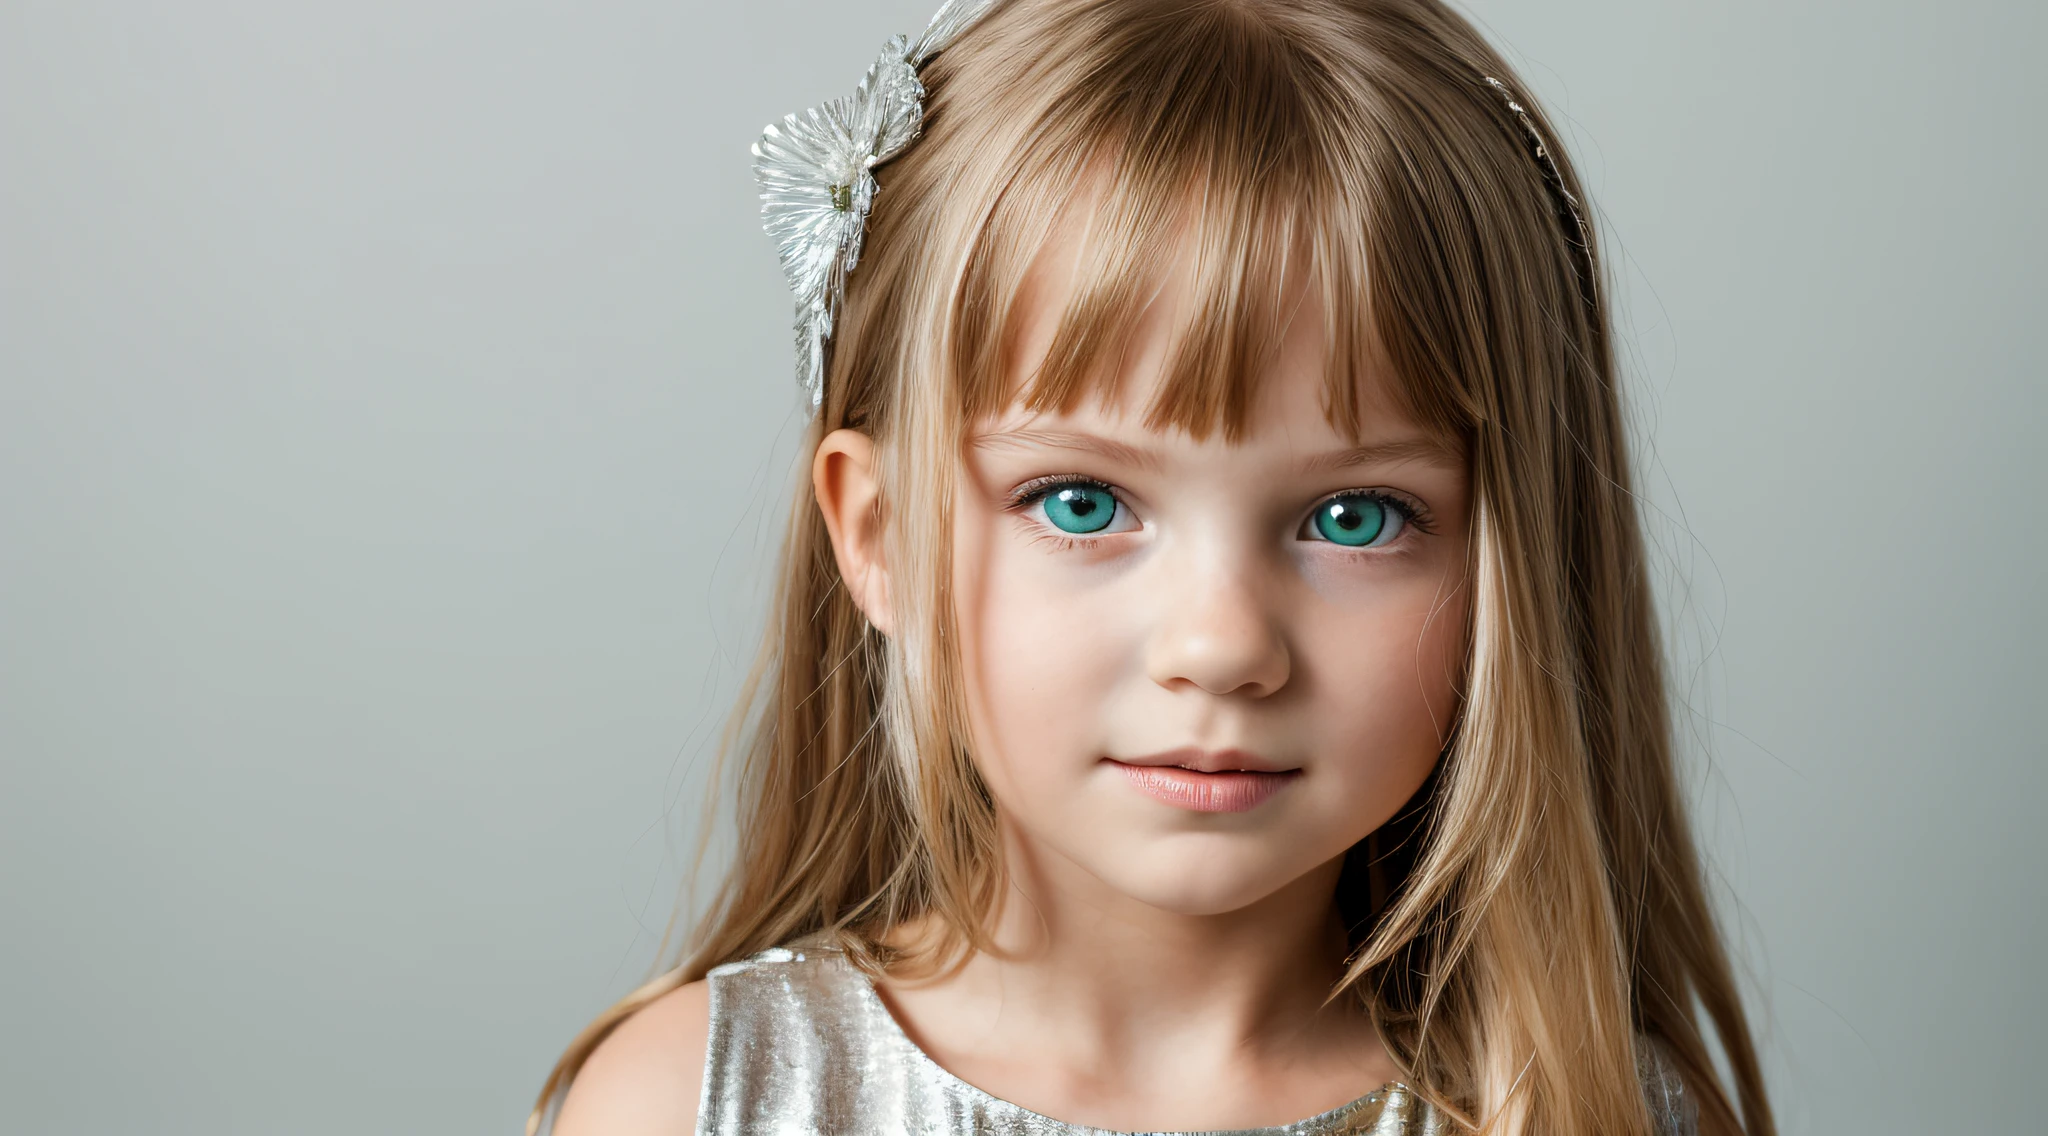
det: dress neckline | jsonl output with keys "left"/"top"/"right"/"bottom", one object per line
{"left": 803, "top": 942, "right": 1413, "bottom": 1136}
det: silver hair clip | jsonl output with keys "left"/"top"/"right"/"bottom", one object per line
{"left": 1481, "top": 76, "right": 1597, "bottom": 304}
{"left": 752, "top": 0, "right": 1001, "bottom": 410}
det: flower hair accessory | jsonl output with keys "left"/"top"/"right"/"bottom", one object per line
{"left": 752, "top": 0, "right": 1000, "bottom": 409}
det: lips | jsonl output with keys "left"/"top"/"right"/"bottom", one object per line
{"left": 1108, "top": 748, "right": 1300, "bottom": 814}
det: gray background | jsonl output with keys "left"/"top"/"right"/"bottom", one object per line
{"left": 2, "top": 0, "right": 2039, "bottom": 1132}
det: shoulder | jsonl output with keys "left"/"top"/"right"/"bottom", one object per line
{"left": 553, "top": 980, "right": 711, "bottom": 1136}
{"left": 551, "top": 943, "right": 859, "bottom": 1136}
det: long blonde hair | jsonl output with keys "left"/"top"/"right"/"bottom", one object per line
{"left": 535, "top": 2, "right": 1774, "bottom": 1133}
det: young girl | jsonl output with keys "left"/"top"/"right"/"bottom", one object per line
{"left": 536, "top": 0, "right": 1774, "bottom": 1133}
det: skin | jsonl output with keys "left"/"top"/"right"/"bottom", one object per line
{"left": 556, "top": 221, "right": 1472, "bottom": 1133}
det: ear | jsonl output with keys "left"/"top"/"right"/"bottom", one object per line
{"left": 812, "top": 428, "right": 893, "bottom": 636}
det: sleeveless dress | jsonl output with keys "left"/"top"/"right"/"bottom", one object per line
{"left": 693, "top": 941, "right": 1697, "bottom": 1136}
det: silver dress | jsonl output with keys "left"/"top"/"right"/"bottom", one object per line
{"left": 694, "top": 941, "right": 1695, "bottom": 1136}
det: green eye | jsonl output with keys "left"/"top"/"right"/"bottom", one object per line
{"left": 1041, "top": 485, "right": 1117, "bottom": 534}
{"left": 1311, "top": 493, "right": 1399, "bottom": 547}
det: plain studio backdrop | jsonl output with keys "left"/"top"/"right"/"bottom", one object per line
{"left": 2, "top": 0, "right": 2039, "bottom": 1132}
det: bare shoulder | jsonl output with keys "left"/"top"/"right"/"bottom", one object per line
{"left": 553, "top": 980, "right": 712, "bottom": 1136}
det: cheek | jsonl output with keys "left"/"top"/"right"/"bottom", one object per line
{"left": 951, "top": 513, "right": 1131, "bottom": 805}
{"left": 1294, "top": 572, "right": 1468, "bottom": 811}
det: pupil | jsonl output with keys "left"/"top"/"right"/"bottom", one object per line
{"left": 1333, "top": 508, "right": 1362, "bottom": 530}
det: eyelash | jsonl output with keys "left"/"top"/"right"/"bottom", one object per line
{"left": 1005, "top": 475, "right": 1121, "bottom": 512}
{"left": 1314, "top": 487, "right": 1436, "bottom": 539}
{"left": 1003, "top": 477, "right": 1436, "bottom": 543}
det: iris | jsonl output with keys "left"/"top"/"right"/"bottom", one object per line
{"left": 1312, "top": 494, "right": 1390, "bottom": 547}
{"left": 1042, "top": 485, "right": 1116, "bottom": 534}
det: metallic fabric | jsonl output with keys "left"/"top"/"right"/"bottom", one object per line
{"left": 696, "top": 941, "right": 1701, "bottom": 1135}
{"left": 696, "top": 942, "right": 1446, "bottom": 1136}
{"left": 1638, "top": 1038, "right": 1698, "bottom": 1136}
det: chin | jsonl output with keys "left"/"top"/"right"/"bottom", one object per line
{"left": 1085, "top": 835, "right": 1323, "bottom": 917}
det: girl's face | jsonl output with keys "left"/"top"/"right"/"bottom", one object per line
{"left": 952, "top": 247, "right": 1472, "bottom": 919}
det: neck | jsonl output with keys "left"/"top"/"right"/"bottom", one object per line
{"left": 880, "top": 816, "right": 1390, "bottom": 1103}
{"left": 978, "top": 822, "right": 1354, "bottom": 1049}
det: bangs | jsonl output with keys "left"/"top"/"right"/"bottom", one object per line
{"left": 943, "top": 3, "right": 1387, "bottom": 443}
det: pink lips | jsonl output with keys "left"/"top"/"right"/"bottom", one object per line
{"left": 1109, "top": 748, "right": 1300, "bottom": 814}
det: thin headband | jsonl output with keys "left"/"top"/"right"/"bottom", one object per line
{"left": 1482, "top": 75, "right": 1600, "bottom": 312}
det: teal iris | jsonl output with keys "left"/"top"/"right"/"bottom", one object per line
{"left": 1312, "top": 494, "right": 1387, "bottom": 546}
{"left": 1042, "top": 485, "right": 1116, "bottom": 534}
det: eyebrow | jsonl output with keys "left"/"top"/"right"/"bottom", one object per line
{"left": 1299, "top": 438, "right": 1464, "bottom": 473}
{"left": 969, "top": 429, "right": 1163, "bottom": 471}
{"left": 971, "top": 429, "right": 1462, "bottom": 474}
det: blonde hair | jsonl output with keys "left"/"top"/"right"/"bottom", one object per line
{"left": 535, "top": 2, "right": 1775, "bottom": 1134}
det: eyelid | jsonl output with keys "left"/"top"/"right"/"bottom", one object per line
{"left": 1005, "top": 474, "right": 1126, "bottom": 511}
{"left": 1330, "top": 487, "right": 1432, "bottom": 527}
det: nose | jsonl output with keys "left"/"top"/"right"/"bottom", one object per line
{"left": 1143, "top": 553, "right": 1292, "bottom": 699}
